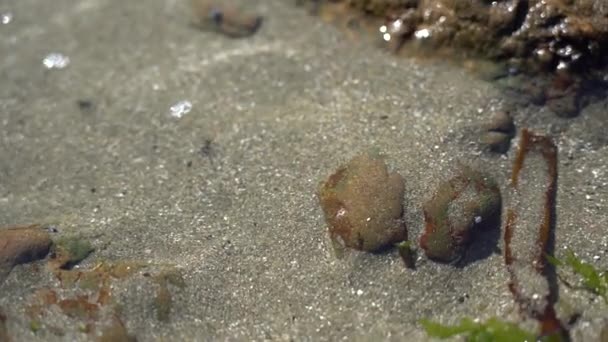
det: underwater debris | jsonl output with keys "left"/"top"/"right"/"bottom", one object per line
{"left": 420, "top": 166, "right": 501, "bottom": 263}
{"left": 504, "top": 129, "right": 567, "bottom": 339}
{"left": 318, "top": 152, "right": 407, "bottom": 252}
{"left": 191, "top": 0, "right": 263, "bottom": 38}
{"left": 0, "top": 225, "right": 52, "bottom": 284}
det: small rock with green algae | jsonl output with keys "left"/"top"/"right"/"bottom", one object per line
{"left": 318, "top": 152, "right": 407, "bottom": 252}
{"left": 0, "top": 225, "right": 52, "bottom": 284}
{"left": 420, "top": 166, "right": 501, "bottom": 263}
{"left": 50, "top": 236, "right": 94, "bottom": 270}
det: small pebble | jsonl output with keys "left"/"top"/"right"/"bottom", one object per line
{"left": 481, "top": 110, "right": 515, "bottom": 153}
{"left": 318, "top": 152, "right": 407, "bottom": 252}
{"left": 484, "top": 110, "right": 515, "bottom": 134}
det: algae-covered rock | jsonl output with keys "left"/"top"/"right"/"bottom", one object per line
{"left": 420, "top": 166, "right": 501, "bottom": 263}
{"left": 318, "top": 152, "right": 406, "bottom": 252}
{"left": 0, "top": 225, "right": 52, "bottom": 283}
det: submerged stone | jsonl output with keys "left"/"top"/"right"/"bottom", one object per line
{"left": 481, "top": 110, "right": 516, "bottom": 153}
{"left": 191, "top": 0, "right": 263, "bottom": 38}
{"left": 318, "top": 152, "right": 406, "bottom": 252}
{"left": 420, "top": 166, "right": 501, "bottom": 263}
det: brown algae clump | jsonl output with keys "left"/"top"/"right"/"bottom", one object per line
{"left": 420, "top": 166, "right": 501, "bottom": 263}
{"left": 318, "top": 152, "right": 406, "bottom": 252}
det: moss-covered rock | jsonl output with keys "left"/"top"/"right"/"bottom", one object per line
{"left": 420, "top": 166, "right": 501, "bottom": 263}
{"left": 318, "top": 152, "right": 407, "bottom": 252}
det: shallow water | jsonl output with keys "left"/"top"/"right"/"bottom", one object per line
{"left": 1, "top": 0, "right": 607, "bottom": 341}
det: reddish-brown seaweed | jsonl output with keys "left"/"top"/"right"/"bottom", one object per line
{"left": 504, "top": 129, "right": 567, "bottom": 339}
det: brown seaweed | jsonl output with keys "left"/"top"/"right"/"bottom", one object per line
{"left": 504, "top": 129, "right": 567, "bottom": 339}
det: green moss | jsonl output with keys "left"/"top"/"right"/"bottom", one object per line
{"left": 421, "top": 317, "right": 536, "bottom": 341}
{"left": 547, "top": 250, "right": 608, "bottom": 304}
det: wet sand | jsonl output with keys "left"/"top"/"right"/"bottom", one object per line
{"left": 1, "top": 0, "right": 607, "bottom": 340}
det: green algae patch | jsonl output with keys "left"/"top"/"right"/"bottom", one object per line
{"left": 318, "top": 152, "right": 407, "bottom": 252}
{"left": 51, "top": 236, "right": 94, "bottom": 270}
{"left": 421, "top": 317, "right": 537, "bottom": 342}
{"left": 547, "top": 250, "right": 608, "bottom": 304}
{"left": 420, "top": 166, "right": 501, "bottom": 263}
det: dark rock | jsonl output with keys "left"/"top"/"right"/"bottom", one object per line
{"left": 318, "top": 152, "right": 407, "bottom": 252}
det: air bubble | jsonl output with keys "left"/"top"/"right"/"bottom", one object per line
{"left": 169, "top": 100, "right": 193, "bottom": 118}
{"left": 42, "top": 53, "right": 70, "bottom": 69}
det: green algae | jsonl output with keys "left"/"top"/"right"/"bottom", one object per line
{"left": 547, "top": 250, "right": 608, "bottom": 304}
{"left": 52, "top": 236, "right": 94, "bottom": 269}
{"left": 421, "top": 317, "right": 537, "bottom": 342}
